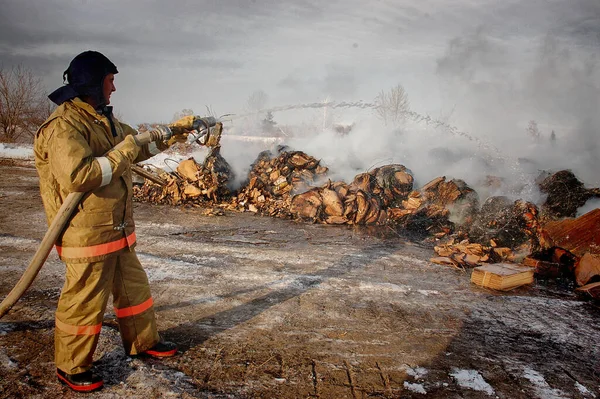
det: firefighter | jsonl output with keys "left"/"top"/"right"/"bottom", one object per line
{"left": 34, "top": 51, "right": 192, "bottom": 392}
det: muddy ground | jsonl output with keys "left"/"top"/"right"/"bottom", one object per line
{"left": 0, "top": 159, "right": 599, "bottom": 399}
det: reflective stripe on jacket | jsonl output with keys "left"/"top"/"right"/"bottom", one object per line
{"left": 34, "top": 98, "right": 156, "bottom": 263}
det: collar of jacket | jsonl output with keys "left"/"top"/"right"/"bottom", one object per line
{"left": 71, "top": 97, "right": 103, "bottom": 117}
{"left": 70, "top": 98, "right": 119, "bottom": 138}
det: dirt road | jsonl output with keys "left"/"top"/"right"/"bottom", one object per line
{"left": 0, "top": 159, "right": 598, "bottom": 398}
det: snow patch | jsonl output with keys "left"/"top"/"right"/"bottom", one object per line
{"left": 0, "top": 190, "right": 25, "bottom": 197}
{"left": 405, "top": 366, "right": 428, "bottom": 379}
{"left": 390, "top": 254, "right": 431, "bottom": 267}
{"left": 575, "top": 381, "right": 596, "bottom": 398}
{"left": 143, "top": 235, "right": 334, "bottom": 266}
{"left": 0, "top": 143, "right": 33, "bottom": 159}
{"left": 136, "top": 221, "right": 194, "bottom": 234}
{"left": 522, "top": 367, "right": 569, "bottom": 399}
{"left": 403, "top": 381, "right": 427, "bottom": 394}
{"left": 180, "top": 254, "right": 221, "bottom": 264}
{"left": 0, "top": 349, "right": 18, "bottom": 370}
{"left": 358, "top": 281, "right": 411, "bottom": 293}
{"left": 138, "top": 253, "right": 213, "bottom": 281}
{"left": 0, "top": 323, "right": 16, "bottom": 336}
{"left": 0, "top": 235, "right": 39, "bottom": 249}
{"left": 417, "top": 289, "right": 440, "bottom": 296}
{"left": 450, "top": 369, "right": 495, "bottom": 396}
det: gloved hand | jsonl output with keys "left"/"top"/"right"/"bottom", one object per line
{"left": 168, "top": 115, "right": 218, "bottom": 146}
{"left": 169, "top": 115, "right": 196, "bottom": 134}
{"left": 111, "top": 134, "right": 140, "bottom": 163}
{"left": 167, "top": 116, "right": 194, "bottom": 145}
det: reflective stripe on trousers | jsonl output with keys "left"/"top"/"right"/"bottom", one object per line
{"left": 55, "top": 232, "right": 137, "bottom": 259}
{"left": 114, "top": 297, "right": 154, "bottom": 318}
{"left": 55, "top": 249, "right": 159, "bottom": 375}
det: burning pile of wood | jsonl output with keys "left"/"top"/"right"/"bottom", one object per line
{"left": 387, "top": 177, "right": 479, "bottom": 238}
{"left": 132, "top": 148, "right": 233, "bottom": 206}
{"left": 289, "top": 164, "right": 413, "bottom": 225}
{"left": 230, "top": 147, "right": 329, "bottom": 218}
{"left": 133, "top": 140, "right": 600, "bottom": 298}
{"left": 133, "top": 121, "right": 234, "bottom": 207}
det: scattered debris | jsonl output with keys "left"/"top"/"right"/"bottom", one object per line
{"left": 468, "top": 197, "right": 551, "bottom": 252}
{"left": 234, "top": 147, "right": 329, "bottom": 219}
{"left": 432, "top": 240, "right": 515, "bottom": 269}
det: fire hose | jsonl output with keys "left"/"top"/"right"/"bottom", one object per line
{"left": 0, "top": 118, "right": 217, "bottom": 319}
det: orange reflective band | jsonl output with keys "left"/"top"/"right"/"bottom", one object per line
{"left": 114, "top": 297, "right": 154, "bottom": 318}
{"left": 55, "top": 232, "right": 136, "bottom": 258}
{"left": 55, "top": 317, "right": 102, "bottom": 336}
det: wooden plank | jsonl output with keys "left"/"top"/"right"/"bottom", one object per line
{"left": 543, "top": 209, "right": 600, "bottom": 257}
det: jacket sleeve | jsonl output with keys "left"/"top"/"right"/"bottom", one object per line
{"left": 46, "top": 118, "right": 105, "bottom": 193}
{"left": 47, "top": 118, "right": 136, "bottom": 192}
{"left": 120, "top": 123, "right": 169, "bottom": 164}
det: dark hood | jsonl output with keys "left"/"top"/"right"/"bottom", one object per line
{"left": 48, "top": 50, "right": 118, "bottom": 108}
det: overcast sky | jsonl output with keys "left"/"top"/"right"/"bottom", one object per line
{"left": 1, "top": 0, "right": 596, "bottom": 123}
{"left": 1, "top": 0, "right": 599, "bottom": 191}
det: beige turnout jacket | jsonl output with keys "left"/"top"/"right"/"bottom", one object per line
{"left": 34, "top": 98, "right": 160, "bottom": 263}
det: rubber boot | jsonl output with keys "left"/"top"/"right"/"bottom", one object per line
{"left": 57, "top": 368, "right": 103, "bottom": 392}
{"left": 141, "top": 340, "right": 177, "bottom": 358}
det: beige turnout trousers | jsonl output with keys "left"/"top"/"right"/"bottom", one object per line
{"left": 54, "top": 249, "right": 160, "bottom": 374}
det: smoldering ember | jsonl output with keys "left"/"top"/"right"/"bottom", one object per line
{"left": 1, "top": 120, "right": 599, "bottom": 398}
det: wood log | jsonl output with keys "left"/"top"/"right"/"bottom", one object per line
{"left": 574, "top": 253, "right": 600, "bottom": 286}
{"left": 575, "top": 281, "right": 600, "bottom": 301}
{"left": 290, "top": 189, "right": 322, "bottom": 220}
{"left": 177, "top": 159, "right": 201, "bottom": 182}
{"left": 543, "top": 209, "right": 600, "bottom": 257}
{"left": 354, "top": 191, "right": 370, "bottom": 225}
{"left": 322, "top": 188, "right": 344, "bottom": 216}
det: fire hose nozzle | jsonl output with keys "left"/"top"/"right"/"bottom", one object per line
{"left": 187, "top": 116, "right": 220, "bottom": 146}
{"left": 193, "top": 116, "right": 218, "bottom": 131}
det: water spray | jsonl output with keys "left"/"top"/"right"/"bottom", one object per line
{"left": 228, "top": 100, "right": 523, "bottom": 173}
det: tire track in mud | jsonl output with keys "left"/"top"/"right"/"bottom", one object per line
{"left": 135, "top": 230, "right": 465, "bottom": 397}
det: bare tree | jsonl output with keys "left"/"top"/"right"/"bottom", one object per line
{"left": 247, "top": 90, "right": 268, "bottom": 112}
{"left": 526, "top": 120, "right": 541, "bottom": 141}
{"left": 374, "top": 84, "right": 410, "bottom": 126}
{"left": 0, "top": 65, "right": 52, "bottom": 143}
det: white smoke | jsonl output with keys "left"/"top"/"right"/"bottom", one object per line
{"left": 231, "top": 26, "right": 600, "bottom": 209}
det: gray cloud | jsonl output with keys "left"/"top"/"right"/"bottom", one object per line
{"left": 1, "top": 0, "right": 598, "bottom": 181}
